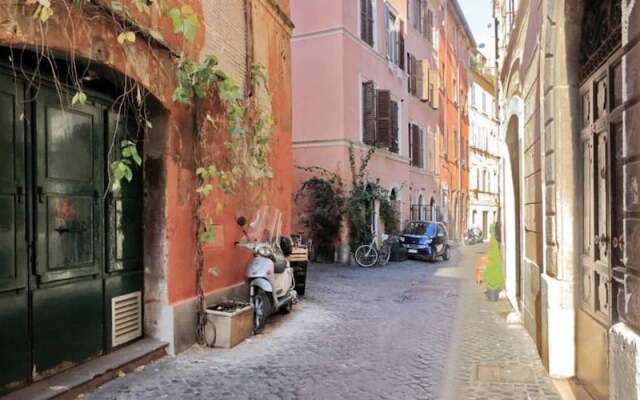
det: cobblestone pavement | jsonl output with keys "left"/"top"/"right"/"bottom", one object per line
{"left": 442, "top": 245, "right": 562, "bottom": 400}
{"left": 86, "top": 246, "right": 561, "bottom": 400}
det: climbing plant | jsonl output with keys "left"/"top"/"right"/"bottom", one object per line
{"left": 295, "top": 166, "right": 345, "bottom": 262}
{"left": 344, "top": 144, "right": 400, "bottom": 249}
{"left": 297, "top": 144, "right": 402, "bottom": 260}
{"left": 12, "top": 0, "right": 277, "bottom": 345}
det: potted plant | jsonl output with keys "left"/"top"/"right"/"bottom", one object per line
{"left": 204, "top": 301, "right": 254, "bottom": 348}
{"left": 484, "top": 228, "right": 504, "bottom": 302}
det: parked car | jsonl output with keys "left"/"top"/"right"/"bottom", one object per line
{"left": 399, "top": 221, "right": 450, "bottom": 261}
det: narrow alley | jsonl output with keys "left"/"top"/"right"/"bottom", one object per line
{"left": 84, "top": 246, "right": 559, "bottom": 400}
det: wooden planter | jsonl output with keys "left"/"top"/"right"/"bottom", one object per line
{"left": 205, "top": 303, "right": 254, "bottom": 349}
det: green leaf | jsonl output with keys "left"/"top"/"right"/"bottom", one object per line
{"left": 72, "top": 91, "right": 87, "bottom": 106}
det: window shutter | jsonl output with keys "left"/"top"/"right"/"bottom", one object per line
{"left": 408, "top": 123, "right": 413, "bottom": 163}
{"left": 421, "top": 61, "right": 430, "bottom": 102}
{"left": 390, "top": 101, "right": 399, "bottom": 153}
{"left": 361, "top": 0, "right": 374, "bottom": 46}
{"left": 398, "top": 20, "right": 405, "bottom": 70}
{"left": 416, "top": 60, "right": 424, "bottom": 100}
{"left": 360, "top": 0, "right": 368, "bottom": 42}
{"left": 421, "top": 0, "right": 428, "bottom": 38}
{"left": 431, "top": 68, "right": 440, "bottom": 109}
{"left": 362, "top": 81, "right": 376, "bottom": 145}
{"left": 410, "top": 56, "right": 418, "bottom": 95}
{"left": 411, "top": 125, "right": 420, "bottom": 167}
{"left": 375, "top": 90, "right": 392, "bottom": 147}
{"left": 407, "top": 54, "right": 413, "bottom": 92}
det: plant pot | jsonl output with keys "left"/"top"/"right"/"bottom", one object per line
{"left": 204, "top": 302, "right": 254, "bottom": 348}
{"left": 486, "top": 288, "right": 500, "bottom": 302}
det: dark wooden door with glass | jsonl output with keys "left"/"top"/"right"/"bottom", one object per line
{"left": 0, "top": 67, "right": 143, "bottom": 394}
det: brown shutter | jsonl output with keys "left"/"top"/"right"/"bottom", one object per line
{"left": 407, "top": 54, "right": 413, "bottom": 92}
{"left": 398, "top": 20, "right": 405, "bottom": 70}
{"left": 390, "top": 101, "right": 399, "bottom": 153}
{"left": 361, "top": 0, "right": 374, "bottom": 46}
{"left": 362, "top": 81, "right": 376, "bottom": 145}
{"left": 409, "top": 125, "right": 417, "bottom": 167}
{"left": 361, "top": 0, "right": 368, "bottom": 41}
{"left": 410, "top": 55, "right": 418, "bottom": 95}
{"left": 421, "top": 0, "right": 428, "bottom": 37}
{"left": 376, "top": 89, "right": 392, "bottom": 147}
{"left": 409, "top": 124, "right": 413, "bottom": 165}
{"left": 416, "top": 60, "right": 424, "bottom": 100}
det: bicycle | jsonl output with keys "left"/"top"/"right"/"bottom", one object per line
{"left": 354, "top": 232, "right": 392, "bottom": 268}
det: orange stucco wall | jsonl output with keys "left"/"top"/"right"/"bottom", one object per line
{"left": 0, "top": 0, "right": 293, "bottom": 306}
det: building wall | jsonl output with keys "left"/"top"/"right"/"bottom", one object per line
{"left": 468, "top": 70, "right": 500, "bottom": 239}
{"left": 291, "top": 0, "right": 442, "bottom": 259}
{"left": 0, "top": 0, "right": 293, "bottom": 355}
{"left": 437, "top": 1, "right": 473, "bottom": 241}
{"left": 498, "top": 0, "right": 640, "bottom": 397}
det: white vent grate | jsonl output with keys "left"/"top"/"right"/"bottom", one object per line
{"left": 111, "top": 291, "right": 142, "bottom": 347}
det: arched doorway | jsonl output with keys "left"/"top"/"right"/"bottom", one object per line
{"left": 418, "top": 194, "right": 425, "bottom": 221}
{"left": 0, "top": 48, "right": 152, "bottom": 391}
{"left": 504, "top": 114, "right": 523, "bottom": 309}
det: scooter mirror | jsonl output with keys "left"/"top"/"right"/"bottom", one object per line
{"left": 237, "top": 216, "right": 247, "bottom": 227}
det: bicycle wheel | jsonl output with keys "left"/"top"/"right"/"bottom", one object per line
{"left": 378, "top": 244, "right": 391, "bottom": 266}
{"left": 354, "top": 245, "right": 378, "bottom": 268}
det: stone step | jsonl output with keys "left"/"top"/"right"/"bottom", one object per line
{"left": 3, "top": 338, "right": 167, "bottom": 400}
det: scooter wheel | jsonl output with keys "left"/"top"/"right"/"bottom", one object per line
{"left": 253, "top": 289, "right": 271, "bottom": 333}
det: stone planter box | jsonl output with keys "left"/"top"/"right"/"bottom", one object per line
{"left": 205, "top": 302, "right": 254, "bottom": 349}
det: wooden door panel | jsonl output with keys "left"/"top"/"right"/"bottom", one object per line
{"left": 0, "top": 72, "right": 29, "bottom": 394}
{"left": 0, "top": 80, "right": 26, "bottom": 293}
{"left": 35, "top": 88, "right": 103, "bottom": 283}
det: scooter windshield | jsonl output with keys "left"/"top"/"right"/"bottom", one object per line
{"left": 240, "top": 206, "right": 283, "bottom": 249}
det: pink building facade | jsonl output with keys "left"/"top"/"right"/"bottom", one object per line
{"left": 292, "top": 0, "right": 444, "bottom": 260}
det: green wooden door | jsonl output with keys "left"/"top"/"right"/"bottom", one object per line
{"left": 0, "top": 67, "right": 144, "bottom": 393}
{"left": 0, "top": 71, "right": 29, "bottom": 393}
{"left": 31, "top": 86, "right": 106, "bottom": 380}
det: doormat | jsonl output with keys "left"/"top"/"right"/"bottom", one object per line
{"left": 472, "top": 364, "right": 537, "bottom": 384}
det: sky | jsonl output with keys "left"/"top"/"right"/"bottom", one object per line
{"left": 457, "top": 0, "right": 496, "bottom": 61}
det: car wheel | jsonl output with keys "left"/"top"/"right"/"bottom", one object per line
{"left": 253, "top": 289, "right": 272, "bottom": 333}
{"left": 443, "top": 246, "right": 450, "bottom": 261}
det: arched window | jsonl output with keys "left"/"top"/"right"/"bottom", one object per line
{"left": 418, "top": 194, "right": 425, "bottom": 221}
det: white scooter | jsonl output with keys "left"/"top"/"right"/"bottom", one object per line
{"left": 236, "top": 206, "right": 297, "bottom": 332}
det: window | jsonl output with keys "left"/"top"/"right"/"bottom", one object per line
{"left": 360, "top": 0, "right": 375, "bottom": 47}
{"left": 471, "top": 84, "right": 476, "bottom": 108}
{"left": 407, "top": 53, "right": 423, "bottom": 98}
{"left": 425, "top": 8, "right": 434, "bottom": 42}
{"left": 409, "top": 0, "right": 424, "bottom": 33}
{"left": 409, "top": 123, "right": 424, "bottom": 168}
{"left": 383, "top": 5, "right": 405, "bottom": 69}
{"left": 482, "top": 92, "right": 487, "bottom": 114}
{"left": 362, "top": 80, "right": 398, "bottom": 151}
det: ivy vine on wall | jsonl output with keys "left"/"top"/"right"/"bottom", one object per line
{"left": 16, "top": 0, "right": 277, "bottom": 345}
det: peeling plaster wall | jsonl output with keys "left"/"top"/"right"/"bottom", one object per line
{"left": 0, "top": 0, "right": 293, "bottom": 354}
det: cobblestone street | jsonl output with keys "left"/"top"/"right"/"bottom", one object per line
{"left": 86, "top": 246, "right": 560, "bottom": 400}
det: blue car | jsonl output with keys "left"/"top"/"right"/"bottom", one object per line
{"left": 400, "top": 221, "right": 450, "bottom": 261}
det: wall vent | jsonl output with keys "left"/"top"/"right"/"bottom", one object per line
{"left": 111, "top": 291, "right": 142, "bottom": 347}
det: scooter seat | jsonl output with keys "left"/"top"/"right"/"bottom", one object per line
{"left": 274, "top": 257, "right": 288, "bottom": 273}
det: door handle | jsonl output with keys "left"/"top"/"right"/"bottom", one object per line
{"left": 612, "top": 235, "right": 625, "bottom": 249}
{"left": 16, "top": 186, "right": 23, "bottom": 204}
{"left": 36, "top": 186, "right": 44, "bottom": 204}
{"left": 54, "top": 226, "right": 71, "bottom": 234}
